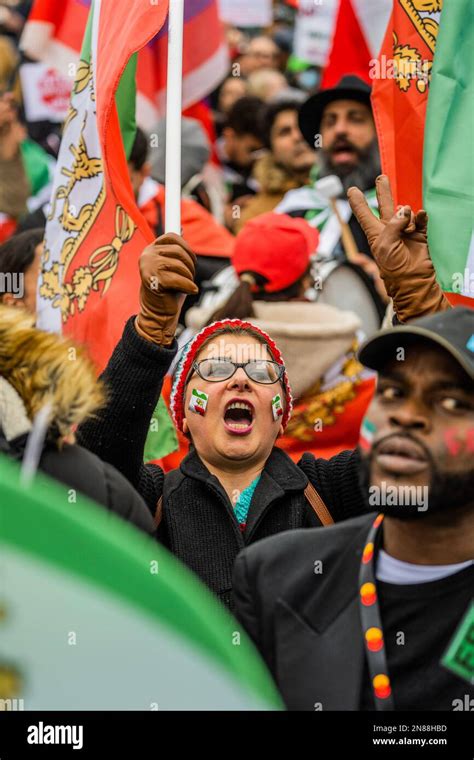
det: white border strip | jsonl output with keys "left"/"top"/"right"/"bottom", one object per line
{"left": 91, "top": 0, "right": 101, "bottom": 94}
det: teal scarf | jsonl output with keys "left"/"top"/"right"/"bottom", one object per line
{"left": 234, "top": 476, "right": 261, "bottom": 530}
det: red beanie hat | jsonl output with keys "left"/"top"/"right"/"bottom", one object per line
{"left": 232, "top": 212, "right": 319, "bottom": 293}
{"left": 170, "top": 318, "right": 293, "bottom": 432}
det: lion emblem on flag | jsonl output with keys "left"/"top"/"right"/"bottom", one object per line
{"left": 393, "top": 0, "right": 442, "bottom": 93}
{"left": 39, "top": 58, "right": 135, "bottom": 322}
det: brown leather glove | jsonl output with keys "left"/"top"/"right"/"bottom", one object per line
{"left": 135, "top": 233, "right": 199, "bottom": 346}
{"left": 347, "top": 175, "right": 451, "bottom": 322}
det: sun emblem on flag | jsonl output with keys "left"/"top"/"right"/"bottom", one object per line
{"left": 39, "top": 58, "right": 136, "bottom": 322}
{"left": 393, "top": 0, "right": 442, "bottom": 93}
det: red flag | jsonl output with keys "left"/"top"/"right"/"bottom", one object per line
{"left": 37, "top": 0, "right": 169, "bottom": 371}
{"left": 321, "top": 0, "right": 372, "bottom": 89}
{"left": 371, "top": 1, "right": 441, "bottom": 211}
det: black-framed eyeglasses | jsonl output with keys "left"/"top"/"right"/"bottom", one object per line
{"left": 191, "top": 358, "right": 285, "bottom": 384}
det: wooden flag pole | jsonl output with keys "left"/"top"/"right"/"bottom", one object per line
{"left": 329, "top": 198, "right": 360, "bottom": 263}
{"left": 165, "top": 0, "right": 184, "bottom": 234}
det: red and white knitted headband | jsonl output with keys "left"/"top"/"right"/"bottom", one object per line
{"left": 170, "top": 319, "right": 293, "bottom": 432}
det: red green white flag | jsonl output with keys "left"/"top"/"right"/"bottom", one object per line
{"left": 37, "top": 0, "right": 168, "bottom": 372}
{"left": 372, "top": 0, "right": 473, "bottom": 306}
{"left": 21, "top": 0, "right": 229, "bottom": 130}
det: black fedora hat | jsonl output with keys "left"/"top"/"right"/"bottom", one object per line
{"left": 299, "top": 75, "right": 372, "bottom": 147}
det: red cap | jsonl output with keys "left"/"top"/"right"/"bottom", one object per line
{"left": 232, "top": 212, "right": 319, "bottom": 293}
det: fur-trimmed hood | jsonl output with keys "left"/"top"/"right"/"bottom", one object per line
{"left": 253, "top": 153, "right": 304, "bottom": 195}
{"left": 0, "top": 306, "right": 104, "bottom": 445}
{"left": 0, "top": 375, "right": 31, "bottom": 442}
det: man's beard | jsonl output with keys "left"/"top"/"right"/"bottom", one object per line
{"left": 318, "top": 137, "right": 381, "bottom": 196}
{"left": 357, "top": 440, "right": 474, "bottom": 521}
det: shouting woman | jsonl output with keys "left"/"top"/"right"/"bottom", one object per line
{"left": 78, "top": 176, "right": 451, "bottom": 609}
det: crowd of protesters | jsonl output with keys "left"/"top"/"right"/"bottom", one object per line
{"left": 0, "top": 1, "right": 473, "bottom": 713}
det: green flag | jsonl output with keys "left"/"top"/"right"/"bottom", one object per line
{"left": 0, "top": 455, "right": 282, "bottom": 710}
{"left": 423, "top": 0, "right": 474, "bottom": 298}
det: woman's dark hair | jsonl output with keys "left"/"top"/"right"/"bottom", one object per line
{"left": 209, "top": 269, "right": 308, "bottom": 323}
{"left": 0, "top": 228, "right": 44, "bottom": 294}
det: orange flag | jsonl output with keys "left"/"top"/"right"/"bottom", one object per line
{"left": 371, "top": 1, "right": 442, "bottom": 211}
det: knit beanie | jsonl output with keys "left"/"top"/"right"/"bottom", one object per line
{"left": 170, "top": 319, "right": 293, "bottom": 432}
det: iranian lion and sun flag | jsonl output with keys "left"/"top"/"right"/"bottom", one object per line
{"left": 371, "top": 0, "right": 473, "bottom": 305}
{"left": 292, "top": 0, "right": 473, "bottom": 303}
{"left": 21, "top": 0, "right": 229, "bottom": 367}
{"left": 34, "top": 0, "right": 164, "bottom": 362}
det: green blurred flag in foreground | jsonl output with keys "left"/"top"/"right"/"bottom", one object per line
{"left": 0, "top": 455, "right": 282, "bottom": 710}
{"left": 423, "top": 0, "right": 474, "bottom": 299}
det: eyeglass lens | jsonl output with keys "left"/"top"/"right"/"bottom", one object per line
{"left": 197, "top": 359, "right": 281, "bottom": 383}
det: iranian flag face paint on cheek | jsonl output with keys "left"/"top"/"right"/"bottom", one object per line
{"left": 359, "top": 417, "right": 376, "bottom": 453}
{"left": 271, "top": 394, "right": 283, "bottom": 422}
{"left": 188, "top": 389, "right": 209, "bottom": 417}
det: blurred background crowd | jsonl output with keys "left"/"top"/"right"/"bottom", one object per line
{"left": 0, "top": 0, "right": 397, "bottom": 467}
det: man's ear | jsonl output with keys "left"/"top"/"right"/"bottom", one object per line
{"left": 279, "top": 423, "right": 284, "bottom": 436}
{"left": 182, "top": 418, "right": 189, "bottom": 435}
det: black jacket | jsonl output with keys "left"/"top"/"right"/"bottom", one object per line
{"left": 232, "top": 515, "right": 474, "bottom": 711}
{"left": 78, "top": 318, "right": 368, "bottom": 608}
{"left": 3, "top": 432, "right": 155, "bottom": 537}
{"left": 232, "top": 514, "right": 376, "bottom": 710}
{"left": 40, "top": 442, "right": 156, "bottom": 536}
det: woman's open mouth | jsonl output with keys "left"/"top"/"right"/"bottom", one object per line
{"left": 223, "top": 399, "right": 255, "bottom": 436}
{"left": 374, "top": 436, "right": 429, "bottom": 476}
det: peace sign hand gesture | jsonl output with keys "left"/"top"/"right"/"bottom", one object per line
{"left": 348, "top": 175, "right": 451, "bottom": 322}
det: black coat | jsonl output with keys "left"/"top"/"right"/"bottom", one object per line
{"left": 3, "top": 432, "right": 155, "bottom": 536}
{"left": 78, "top": 318, "right": 368, "bottom": 608}
{"left": 232, "top": 513, "right": 376, "bottom": 710}
{"left": 160, "top": 446, "right": 328, "bottom": 608}
{"left": 232, "top": 515, "right": 474, "bottom": 711}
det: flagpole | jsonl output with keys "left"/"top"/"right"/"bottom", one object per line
{"left": 165, "top": 0, "right": 184, "bottom": 234}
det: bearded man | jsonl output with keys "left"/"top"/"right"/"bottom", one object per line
{"left": 276, "top": 75, "right": 381, "bottom": 260}
{"left": 233, "top": 306, "right": 474, "bottom": 710}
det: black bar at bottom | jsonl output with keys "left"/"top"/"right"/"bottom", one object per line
{"left": 0, "top": 710, "right": 473, "bottom": 758}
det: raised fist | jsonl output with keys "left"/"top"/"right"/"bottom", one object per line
{"left": 135, "top": 233, "right": 198, "bottom": 345}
